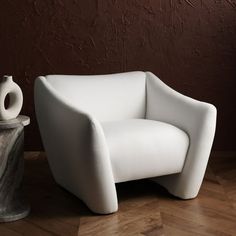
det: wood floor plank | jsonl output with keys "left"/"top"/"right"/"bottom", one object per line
{"left": 79, "top": 183, "right": 163, "bottom": 236}
{"left": 156, "top": 165, "right": 236, "bottom": 236}
{"left": 3, "top": 219, "right": 54, "bottom": 236}
{"left": 0, "top": 225, "right": 22, "bottom": 236}
{"left": 161, "top": 212, "right": 232, "bottom": 236}
{"left": 163, "top": 224, "right": 199, "bottom": 236}
{"left": 210, "top": 153, "right": 236, "bottom": 211}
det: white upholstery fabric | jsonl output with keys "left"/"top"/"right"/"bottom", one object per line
{"left": 146, "top": 72, "right": 217, "bottom": 199}
{"left": 46, "top": 72, "right": 146, "bottom": 121}
{"left": 34, "top": 71, "right": 217, "bottom": 214}
{"left": 102, "top": 119, "right": 189, "bottom": 183}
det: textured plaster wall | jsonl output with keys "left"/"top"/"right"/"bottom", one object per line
{"left": 0, "top": 0, "right": 236, "bottom": 150}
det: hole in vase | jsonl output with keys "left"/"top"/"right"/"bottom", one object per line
{"left": 4, "top": 93, "right": 10, "bottom": 110}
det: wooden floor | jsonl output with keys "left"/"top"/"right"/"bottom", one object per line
{"left": 0, "top": 152, "right": 236, "bottom": 236}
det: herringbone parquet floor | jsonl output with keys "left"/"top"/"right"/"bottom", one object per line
{"left": 0, "top": 152, "right": 235, "bottom": 236}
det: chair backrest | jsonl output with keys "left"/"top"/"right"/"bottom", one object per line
{"left": 46, "top": 71, "right": 146, "bottom": 122}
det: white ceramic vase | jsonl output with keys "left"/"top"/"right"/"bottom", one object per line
{"left": 0, "top": 76, "right": 23, "bottom": 121}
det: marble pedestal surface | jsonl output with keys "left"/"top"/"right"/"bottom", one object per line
{"left": 0, "top": 116, "right": 30, "bottom": 222}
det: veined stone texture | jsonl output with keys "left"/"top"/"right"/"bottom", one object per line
{"left": 0, "top": 125, "right": 30, "bottom": 222}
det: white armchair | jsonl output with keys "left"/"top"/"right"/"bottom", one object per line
{"left": 34, "top": 72, "right": 216, "bottom": 214}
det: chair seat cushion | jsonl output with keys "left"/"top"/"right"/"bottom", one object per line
{"left": 101, "top": 119, "right": 189, "bottom": 183}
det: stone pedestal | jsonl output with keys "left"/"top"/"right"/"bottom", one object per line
{"left": 0, "top": 115, "right": 30, "bottom": 222}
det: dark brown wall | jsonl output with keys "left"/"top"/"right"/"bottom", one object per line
{"left": 0, "top": 0, "right": 236, "bottom": 150}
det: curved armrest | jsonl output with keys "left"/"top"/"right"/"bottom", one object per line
{"left": 146, "top": 72, "right": 217, "bottom": 198}
{"left": 34, "top": 77, "right": 117, "bottom": 213}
